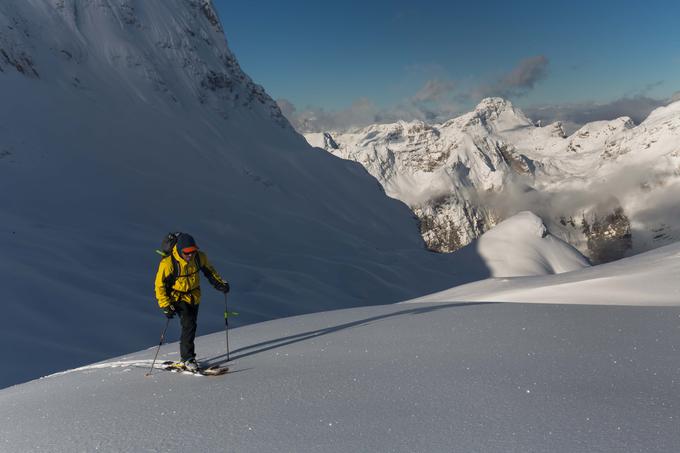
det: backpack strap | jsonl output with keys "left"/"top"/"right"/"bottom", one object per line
{"left": 172, "top": 255, "right": 180, "bottom": 282}
{"left": 162, "top": 255, "right": 180, "bottom": 296}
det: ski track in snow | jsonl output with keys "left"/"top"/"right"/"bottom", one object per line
{"left": 46, "top": 360, "right": 162, "bottom": 377}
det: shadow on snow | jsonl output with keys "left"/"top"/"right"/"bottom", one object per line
{"left": 206, "top": 302, "right": 494, "bottom": 367}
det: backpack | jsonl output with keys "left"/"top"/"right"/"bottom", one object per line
{"left": 157, "top": 232, "right": 202, "bottom": 295}
{"left": 156, "top": 232, "right": 182, "bottom": 258}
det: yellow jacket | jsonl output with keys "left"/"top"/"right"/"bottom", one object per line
{"left": 154, "top": 245, "right": 227, "bottom": 308}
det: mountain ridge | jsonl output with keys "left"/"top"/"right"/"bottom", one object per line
{"left": 306, "top": 98, "right": 680, "bottom": 261}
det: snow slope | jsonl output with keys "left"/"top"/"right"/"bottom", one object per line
{"left": 410, "top": 241, "right": 680, "bottom": 306}
{"left": 1, "top": 243, "right": 679, "bottom": 452}
{"left": 0, "top": 0, "right": 471, "bottom": 388}
{"left": 0, "top": 3, "right": 598, "bottom": 390}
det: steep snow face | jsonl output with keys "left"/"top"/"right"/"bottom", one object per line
{"left": 307, "top": 98, "right": 680, "bottom": 260}
{"left": 0, "top": 0, "right": 485, "bottom": 388}
{"left": 0, "top": 0, "right": 284, "bottom": 122}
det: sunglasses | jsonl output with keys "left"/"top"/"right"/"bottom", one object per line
{"left": 182, "top": 249, "right": 197, "bottom": 255}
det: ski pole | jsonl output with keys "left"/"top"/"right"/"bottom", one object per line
{"left": 224, "top": 293, "right": 230, "bottom": 362}
{"left": 223, "top": 293, "right": 239, "bottom": 362}
{"left": 145, "top": 317, "right": 171, "bottom": 377}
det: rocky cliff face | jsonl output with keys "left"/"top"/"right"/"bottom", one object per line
{"left": 306, "top": 98, "right": 680, "bottom": 261}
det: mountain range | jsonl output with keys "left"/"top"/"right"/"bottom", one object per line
{"left": 2, "top": 3, "right": 680, "bottom": 452}
{"left": 306, "top": 97, "right": 680, "bottom": 263}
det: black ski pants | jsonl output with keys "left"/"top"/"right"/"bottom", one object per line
{"left": 175, "top": 301, "right": 200, "bottom": 362}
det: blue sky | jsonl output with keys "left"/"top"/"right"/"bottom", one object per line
{"left": 215, "top": 0, "right": 680, "bottom": 130}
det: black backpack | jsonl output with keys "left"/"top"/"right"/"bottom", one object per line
{"left": 157, "top": 232, "right": 182, "bottom": 258}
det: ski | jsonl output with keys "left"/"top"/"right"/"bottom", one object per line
{"left": 198, "top": 365, "right": 230, "bottom": 376}
{"left": 160, "top": 360, "right": 229, "bottom": 376}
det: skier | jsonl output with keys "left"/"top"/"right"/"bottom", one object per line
{"left": 154, "top": 233, "right": 230, "bottom": 371}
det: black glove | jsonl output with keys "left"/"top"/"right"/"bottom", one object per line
{"left": 216, "top": 281, "right": 230, "bottom": 293}
{"left": 162, "top": 305, "right": 176, "bottom": 319}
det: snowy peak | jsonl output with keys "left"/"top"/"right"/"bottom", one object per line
{"left": 572, "top": 116, "right": 634, "bottom": 139}
{"left": 195, "top": 0, "right": 223, "bottom": 31}
{"left": 473, "top": 97, "right": 524, "bottom": 121}
{"left": 0, "top": 0, "right": 288, "bottom": 125}
{"left": 462, "top": 97, "right": 534, "bottom": 132}
{"left": 566, "top": 116, "right": 634, "bottom": 154}
{"left": 644, "top": 98, "right": 680, "bottom": 123}
{"left": 601, "top": 100, "right": 680, "bottom": 161}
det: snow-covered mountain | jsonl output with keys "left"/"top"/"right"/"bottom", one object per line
{"left": 1, "top": 241, "right": 678, "bottom": 452}
{"left": 0, "top": 0, "right": 481, "bottom": 388}
{"left": 306, "top": 98, "right": 680, "bottom": 262}
{"left": 0, "top": 1, "right": 593, "bottom": 390}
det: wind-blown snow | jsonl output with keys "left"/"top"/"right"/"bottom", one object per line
{"left": 469, "top": 211, "right": 590, "bottom": 277}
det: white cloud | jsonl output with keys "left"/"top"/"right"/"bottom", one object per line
{"left": 524, "top": 95, "right": 673, "bottom": 131}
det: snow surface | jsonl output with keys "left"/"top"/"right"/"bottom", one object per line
{"left": 469, "top": 211, "right": 590, "bottom": 277}
{"left": 1, "top": 241, "right": 678, "bottom": 452}
{"left": 410, "top": 241, "right": 680, "bottom": 306}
